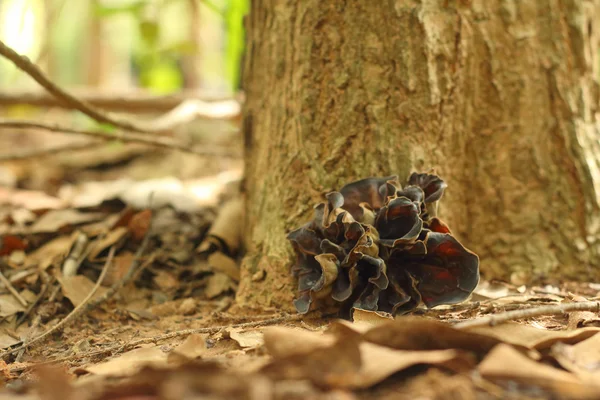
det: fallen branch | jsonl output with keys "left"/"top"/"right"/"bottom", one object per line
{"left": 0, "top": 39, "right": 153, "bottom": 133}
{"left": 0, "top": 141, "right": 101, "bottom": 161}
{"left": 1, "top": 247, "right": 116, "bottom": 359}
{"left": 0, "top": 120, "right": 236, "bottom": 157}
{"left": 0, "top": 90, "right": 241, "bottom": 114}
{"left": 453, "top": 301, "right": 600, "bottom": 329}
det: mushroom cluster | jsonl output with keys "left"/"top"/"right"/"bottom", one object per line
{"left": 287, "top": 173, "right": 479, "bottom": 316}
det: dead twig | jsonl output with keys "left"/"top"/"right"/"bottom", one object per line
{"left": 0, "top": 120, "right": 235, "bottom": 157}
{"left": 0, "top": 39, "right": 152, "bottom": 133}
{"left": 0, "top": 90, "right": 240, "bottom": 113}
{"left": 62, "top": 232, "right": 89, "bottom": 277}
{"left": 1, "top": 247, "right": 116, "bottom": 359}
{"left": 453, "top": 301, "right": 600, "bottom": 329}
{"left": 15, "top": 283, "right": 62, "bottom": 362}
{"left": 16, "top": 275, "right": 54, "bottom": 327}
{"left": 0, "top": 269, "right": 27, "bottom": 307}
{"left": 0, "top": 140, "right": 102, "bottom": 161}
{"left": 85, "top": 212, "right": 155, "bottom": 312}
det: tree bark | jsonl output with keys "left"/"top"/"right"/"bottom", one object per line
{"left": 238, "top": 0, "right": 600, "bottom": 309}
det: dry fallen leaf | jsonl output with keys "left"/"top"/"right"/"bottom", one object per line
{"left": 81, "top": 346, "right": 167, "bottom": 376}
{"left": 25, "top": 233, "right": 78, "bottom": 270}
{"left": 568, "top": 311, "right": 600, "bottom": 330}
{"left": 469, "top": 322, "right": 600, "bottom": 350}
{"left": 0, "top": 294, "right": 26, "bottom": 317}
{"left": 351, "top": 309, "right": 393, "bottom": 326}
{"left": 261, "top": 334, "right": 362, "bottom": 385}
{"left": 79, "top": 212, "right": 123, "bottom": 237}
{"left": 263, "top": 329, "right": 474, "bottom": 389}
{"left": 229, "top": 329, "right": 264, "bottom": 349}
{"left": 341, "top": 343, "right": 474, "bottom": 389}
{"left": 102, "top": 251, "right": 134, "bottom": 287}
{"left": 153, "top": 270, "right": 180, "bottom": 291}
{"left": 208, "top": 252, "right": 240, "bottom": 281}
{"left": 34, "top": 365, "right": 74, "bottom": 400}
{"left": 198, "top": 197, "right": 244, "bottom": 255}
{"left": 100, "top": 363, "right": 272, "bottom": 400}
{"left": 552, "top": 333, "right": 600, "bottom": 384}
{"left": 58, "top": 275, "right": 107, "bottom": 307}
{"left": 0, "top": 187, "right": 65, "bottom": 210}
{"left": 478, "top": 344, "right": 599, "bottom": 398}
{"left": 479, "top": 343, "right": 578, "bottom": 384}
{"left": 205, "top": 272, "right": 237, "bottom": 299}
{"left": 87, "top": 227, "right": 128, "bottom": 260}
{"left": 263, "top": 327, "right": 335, "bottom": 358}
{"left": 0, "top": 331, "right": 20, "bottom": 349}
{"left": 362, "top": 317, "right": 502, "bottom": 354}
{"left": 169, "top": 334, "right": 207, "bottom": 362}
{"left": 128, "top": 209, "right": 152, "bottom": 242}
{"left": 29, "top": 209, "right": 105, "bottom": 233}
{"left": 0, "top": 235, "right": 27, "bottom": 256}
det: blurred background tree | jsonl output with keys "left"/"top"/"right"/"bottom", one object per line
{"left": 0, "top": 0, "right": 248, "bottom": 94}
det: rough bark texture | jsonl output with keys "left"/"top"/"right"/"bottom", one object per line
{"left": 238, "top": 0, "right": 600, "bottom": 309}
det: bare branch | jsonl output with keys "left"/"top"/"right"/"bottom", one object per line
{"left": 0, "top": 141, "right": 101, "bottom": 161}
{"left": 2, "top": 247, "right": 117, "bottom": 359}
{"left": 0, "top": 90, "right": 241, "bottom": 114}
{"left": 453, "top": 301, "right": 600, "bottom": 329}
{"left": 0, "top": 39, "right": 155, "bottom": 132}
{"left": 0, "top": 120, "right": 237, "bottom": 157}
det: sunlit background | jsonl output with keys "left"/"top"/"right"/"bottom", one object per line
{"left": 0, "top": 0, "right": 247, "bottom": 94}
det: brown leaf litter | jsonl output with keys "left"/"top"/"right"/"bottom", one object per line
{"left": 3, "top": 136, "right": 600, "bottom": 399}
{"left": 3, "top": 189, "right": 600, "bottom": 399}
{"left": 3, "top": 302, "right": 600, "bottom": 400}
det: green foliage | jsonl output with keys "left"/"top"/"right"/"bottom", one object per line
{"left": 94, "top": 0, "right": 187, "bottom": 93}
{"left": 139, "top": 60, "right": 184, "bottom": 94}
{"left": 139, "top": 20, "right": 160, "bottom": 47}
{"left": 224, "top": 0, "right": 249, "bottom": 91}
{"left": 93, "top": 1, "right": 146, "bottom": 18}
{"left": 95, "top": 123, "right": 117, "bottom": 134}
{"left": 202, "top": 0, "right": 226, "bottom": 17}
{"left": 93, "top": 0, "right": 249, "bottom": 93}
{"left": 162, "top": 40, "right": 199, "bottom": 56}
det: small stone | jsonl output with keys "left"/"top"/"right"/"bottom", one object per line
{"left": 179, "top": 298, "right": 197, "bottom": 315}
{"left": 251, "top": 269, "right": 266, "bottom": 282}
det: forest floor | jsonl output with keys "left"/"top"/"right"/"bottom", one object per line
{"left": 2, "top": 106, "right": 600, "bottom": 400}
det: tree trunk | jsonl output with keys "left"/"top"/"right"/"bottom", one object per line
{"left": 238, "top": 0, "right": 600, "bottom": 310}
{"left": 180, "top": 0, "right": 202, "bottom": 89}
